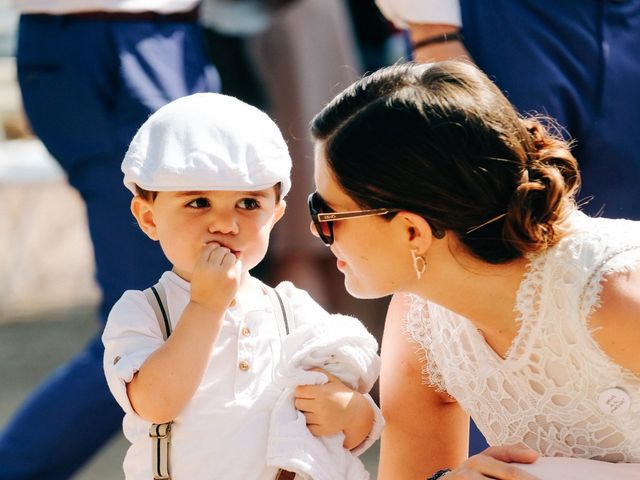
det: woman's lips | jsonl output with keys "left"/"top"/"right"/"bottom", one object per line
{"left": 336, "top": 259, "right": 347, "bottom": 270}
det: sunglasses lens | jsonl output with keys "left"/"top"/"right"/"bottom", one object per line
{"left": 308, "top": 193, "right": 334, "bottom": 245}
{"left": 317, "top": 221, "right": 332, "bottom": 244}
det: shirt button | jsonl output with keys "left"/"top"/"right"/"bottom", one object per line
{"left": 229, "top": 298, "right": 237, "bottom": 307}
{"left": 238, "top": 360, "right": 250, "bottom": 371}
{"left": 113, "top": 356, "right": 121, "bottom": 365}
{"left": 241, "top": 326, "right": 251, "bottom": 337}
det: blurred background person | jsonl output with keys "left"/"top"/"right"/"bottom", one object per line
{"left": 0, "top": 1, "right": 219, "bottom": 478}
{"left": 376, "top": 0, "right": 640, "bottom": 221}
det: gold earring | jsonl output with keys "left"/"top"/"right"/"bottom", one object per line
{"left": 411, "top": 248, "right": 427, "bottom": 280}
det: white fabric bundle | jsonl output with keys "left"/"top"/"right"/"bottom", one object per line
{"left": 267, "top": 314, "right": 380, "bottom": 480}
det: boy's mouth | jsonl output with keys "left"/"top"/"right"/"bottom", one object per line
{"left": 205, "top": 240, "right": 239, "bottom": 255}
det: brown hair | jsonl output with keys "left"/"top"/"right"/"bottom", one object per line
{"left": 311, "top": 61, "right": 580, "bottom": 263}
{"left": 135, "top": 186, "right": 158, "bottom": 201}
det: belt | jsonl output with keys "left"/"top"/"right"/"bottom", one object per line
{"left": 61, "top": 7, "right": 199, "bottom": 23}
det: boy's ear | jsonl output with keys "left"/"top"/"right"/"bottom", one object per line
{"left": 395, "top": 211, "right": 439, "bottom": 254}
{"left": 272, "top": 199, "right": 286, "bottom": 226}
{"left": 130, "top": 196, "right": 159, "bottom": 241}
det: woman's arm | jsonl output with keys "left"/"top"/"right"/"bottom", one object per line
{"left": 378, "top": 293, "right": 469, "bottom": 479}
{"left": 379, "top": 294, "right": 541, "bottom": 480}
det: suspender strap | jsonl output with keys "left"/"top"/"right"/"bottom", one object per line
{"left": 149, "top": 423, "right": 171, "bottom": 480}
{"left": 275, "top": 469, "right": 297, "bottom": 480}
{"left": 143, "top": 284, "right": 172, "bottom": 339}
{"left": 265, "top": 286, "right": 297, "bottom": 480}
{"left": 144, "top": 283, "right": 173, "bottom": 480}
{"left": 265, "top": 286, "right": 295, "bottom": 340}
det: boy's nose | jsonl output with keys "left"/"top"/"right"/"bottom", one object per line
{"left": 208, "top": 213, "right": 239, "bottom": 235}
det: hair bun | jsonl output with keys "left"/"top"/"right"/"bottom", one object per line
{"left": 502, "top": 119, "right": 580, "bottom": 255}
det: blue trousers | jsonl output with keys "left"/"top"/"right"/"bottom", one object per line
{"left": 0, "top": 15, "right": 219, "bottom": 479}
{"left": 461, "top": 0, "right": 640, "bottom": 220}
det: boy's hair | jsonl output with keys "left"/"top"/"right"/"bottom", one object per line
{"left": 135, "top": 182, "right": 283, "bottom": 203}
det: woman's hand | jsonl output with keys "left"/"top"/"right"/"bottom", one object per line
{"left": 294, "top": 368, "right": 374, "bottom": 450}
{"left": 442, "top": 446, "right": 540, "bottom": 479}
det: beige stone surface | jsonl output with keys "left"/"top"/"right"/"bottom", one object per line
{"left": 0, "top": 140, "right": 100, "bottom": 321}
{"left": 0, "top": 181, "right": 100, "bottom": 320}
{"left": 0, "top": 56, "right": 29, "bottom": 140}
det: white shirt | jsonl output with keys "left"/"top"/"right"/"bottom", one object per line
{"left": 12, "top": 0, "right": 199, "bottom": 15}
{"left": 374, "top": 0, "right": 461, "bottom": 29}
{"left": 103, "top": 271, "right": 379, "bottom": 479}
{"left": 104, "top": 272, "right": 322, "bottom": 479}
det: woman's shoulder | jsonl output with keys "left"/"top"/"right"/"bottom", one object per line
{"left": 536, "top": 212, "right": 640, "bottom": 284}
{"left": 558, "top": 211, "right": 640, "bottom": 254}
{"left": 542, "top": 212, "right": 640, "bottom": 373}
{"left": 588, "top": 262, "right": 640, "bottom": 374}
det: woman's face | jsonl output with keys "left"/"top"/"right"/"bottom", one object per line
{"left": 313, "top": 144, "right": 411, "bottom": 298}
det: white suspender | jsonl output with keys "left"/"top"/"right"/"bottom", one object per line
{"left": 143, "top": 283, "right": 295, "bottom": 480}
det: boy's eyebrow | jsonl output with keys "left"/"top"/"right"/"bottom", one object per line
{"left": 174, "top": 190, "right": 271, "bottom": 197}
{"left": 175, "top": 191, "right": 208, "bottom": 197}
{"left": 241, "top": 190, "right": 270, "bottom": 197}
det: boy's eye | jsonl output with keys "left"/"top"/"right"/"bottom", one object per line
{"left": 187, "top": 198, "right": 210, "bottom": 208}
{"left": 238, "top": 198, "right": 260, "bottom": 210}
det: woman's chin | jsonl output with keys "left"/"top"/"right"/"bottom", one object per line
{"left": 343, "top": 276, "right": 386, "bottom": 300}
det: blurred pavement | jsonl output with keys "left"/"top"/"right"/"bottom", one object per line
{"left": 0, "top": 310, "right": 130, "bottom": 479}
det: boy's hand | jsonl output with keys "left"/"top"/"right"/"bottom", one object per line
{"left": 294, "top": 368, "right": 374, "bottom": 449}
{"left": 190, "top": 242, "right": 241, "bottom": 312}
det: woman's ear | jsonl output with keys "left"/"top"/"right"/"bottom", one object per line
{"left": 395, "top": 211, "right": 440, "bottom": 254}
{"left": 130, "top": 196, "right": 159, "bottom": 241}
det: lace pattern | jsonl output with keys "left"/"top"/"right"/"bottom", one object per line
{"left": 404, "top": 213, "right": 640, "bottom": 461}
{"left": 404, "top": 294, "right": 445, "bottom": 392}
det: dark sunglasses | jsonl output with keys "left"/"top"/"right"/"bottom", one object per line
{"left": 308, "top": 192, "right": 399, "bottom": 246}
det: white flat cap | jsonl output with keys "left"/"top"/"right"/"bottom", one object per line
{"left": 122, "top": 93, "right": 291, "bottom": 197}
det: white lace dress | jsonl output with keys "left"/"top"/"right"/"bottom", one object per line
{"left": 405, "top": 212, "right": 640, "bottom": 462}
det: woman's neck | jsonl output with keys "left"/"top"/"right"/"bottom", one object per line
{"left": 414, "top": 238, "right": 530, "bottom": 337}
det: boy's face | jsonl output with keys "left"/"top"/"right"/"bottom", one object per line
{"left": 131, "top": 187, "right": 285, "bottom": 281}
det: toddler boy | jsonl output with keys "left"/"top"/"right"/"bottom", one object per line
{"left": 102, "top": 93, "right": 382, "bottom": 479}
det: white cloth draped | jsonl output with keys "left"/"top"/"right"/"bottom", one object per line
{"left": 267, "top": 314, "right": 382, "bottom": 480}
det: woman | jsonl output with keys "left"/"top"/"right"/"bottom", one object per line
{"left": 307, "top": 61, "right": 640, "bottom": 479}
